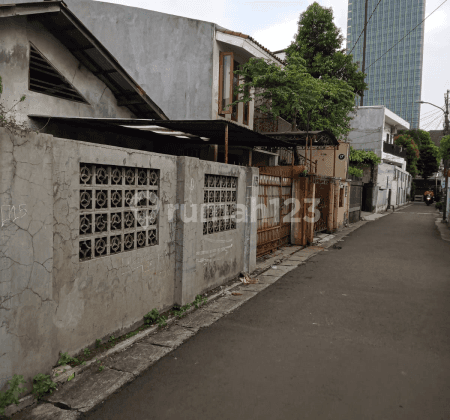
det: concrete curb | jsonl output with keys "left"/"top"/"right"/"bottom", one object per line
{"left": 7, "top": 225, "right": 367, "bottom": 419}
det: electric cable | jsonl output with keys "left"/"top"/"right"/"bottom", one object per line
{"left": 365, "top": 0, "right": 448, "bottom": 71}
{"left": 347, "top": 0, "right": 384, "bottom": 55}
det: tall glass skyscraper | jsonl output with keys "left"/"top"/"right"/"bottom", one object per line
{"left": 346, "top": 0, "right": 426, "bottom": 128}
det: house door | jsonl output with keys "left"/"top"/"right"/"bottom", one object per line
{"left": 387, "top": 189, "right": 391, "bottom": 210}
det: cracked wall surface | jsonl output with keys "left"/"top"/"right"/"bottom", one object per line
{"left": 0, "top": 128, "right": 177, "bottom": 391}
{"left": 0, "top": 127, "right": 257, "bottom": 391}
{"left": 0, "top": 128, "right": 56, "bottom": 391}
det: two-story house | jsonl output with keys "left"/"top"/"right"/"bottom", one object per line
{"left": 347, "top": 106, "right": 412, "bottom": 212}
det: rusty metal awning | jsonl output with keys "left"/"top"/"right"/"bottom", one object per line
{"left": 28, "top": 116, "right": 294, "bottom": 148}
{"left": 261, "top": 130, "right": 339, "bottom": 147}
{"left": 1, "top": 1, "right": 167, "bottom": 120}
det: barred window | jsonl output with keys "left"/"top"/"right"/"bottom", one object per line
{"left": 79, "top": 163, "right": 159, "bottom": 261}
{"left": 203, "top": 174, "right": 237, "bottom": 235}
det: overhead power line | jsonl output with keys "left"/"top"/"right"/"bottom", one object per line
{"left": 347, "top": 0, "right": 384, "bottom": 55}
{"left": 420, "top": 108, "right": 444, "bottom": 119}
{"left": 420, "top": 109, "right": 444, "bottom": 123}
{"left": 365, "top": 0, "right": 448, "bottom": 71}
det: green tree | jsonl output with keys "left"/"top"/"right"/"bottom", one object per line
{"left": 394, "top": 134, "right": 420, "bottom": 177}
{"left": 398, "top": 129, "right": 440, "bottom": 179}
{"left": 286, "top": 2, "right": 367, "bottom": 97}
{"left": 231, "top": 2, "right": 366, "bottom": 143}
{"left": 440, "top": 135, "right": 450, "bottom": 162}
{"left": 398, "top": 128, "right": 432, "bottom": 147}
{"left": 418, "top": 143, "right": 440, "bottom": 180}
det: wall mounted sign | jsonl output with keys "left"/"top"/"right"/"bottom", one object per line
{"left": 338, "top": 154, "right": 345, "bottom": 160}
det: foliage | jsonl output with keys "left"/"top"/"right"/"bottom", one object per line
{"left": 394, "top": 134, "right": 420, "bottom": 177}
{"left": 58, "top": 352, "right": 78, "bottom": 366}
{"left": 349, "top": 146, "right": 381, "bottom": 165}
{"left": 83, "top": 348, "right": 91, "bottom": 357}
{"left": 230, "top": 2, "right": 366, "bottom": 144}
{"left": 285, "top": 2, "right": 367, "bottom": 97}
{"left": 418, "top": 143, "right": 440, "bottom": 180}
{"left": 435, "top": 202, "right": 443, "bottom": 210}
{"left": 440, "top": 135, "right": 450, "bottom": 162}
{"left": 348, "top": 146, "right": 380, "bottom": 178}
{"left": 398, "top": 129, "right": 433, "bottom": 148}
{"left": 398, "top": 129, "right": 440, "bottom": 179}
{"left": 32, "top": 374, "right": 57, "bottom": 400}
{"left": 95, "top": 339, "right": 102, "bottom": 348}
{"left": 193, "top": 294, "right": 207, "bottom": 309}
{"left": 348, "top": 166, "right": 363, "bottom": 178}
{"left": 0, "top": 375, "right": 27, "bottom": 416}
{"left": 171, "top": 304, "right": 192, "bottom": 319}
{"left": 144, "top": 309, "right": 160, "bottom": 325}
{"left": 157, "top": 316, "right": 167, "bottom": 328}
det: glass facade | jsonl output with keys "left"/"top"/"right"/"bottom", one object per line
{"left": 347, "top": 0, "right": 425, "bottom": 128}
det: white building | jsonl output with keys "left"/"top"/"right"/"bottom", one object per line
{"left": 348, "top": 106, "right": 412, "bottom": 212}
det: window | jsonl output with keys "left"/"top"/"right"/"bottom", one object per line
{"left": 29, "top": 43, "right": 88, "bottom": 104}
{"left": 339, "top": 187, "right": 344, "bottom": 207}
{"left": 79, "top": 163, "right": 159, "bottom": 261}
{"left": 231, "top": 61, "right": 240, "bottom": 122}
{"left": 219, "top": 52, "right": 234, "bottom": 114}
{"left": 203, "top": 174, "right": 237, "bottom": 235}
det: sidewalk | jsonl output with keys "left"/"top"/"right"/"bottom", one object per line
{"left": 8, "top": 221, "right": 367, "bottom": 419}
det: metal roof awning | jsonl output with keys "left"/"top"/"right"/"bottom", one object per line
{"left": 261, "top": 130, "right": 339, "bottom": 147}
{"left": 1, "top": 1, "right": 167, "bottom": 120}
{"left": 28, "top": 116, "right": 294, "bottom": 148}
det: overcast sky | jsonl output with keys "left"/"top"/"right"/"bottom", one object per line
{"left": 100, "top": 0, "right": 448, "bottom": 130}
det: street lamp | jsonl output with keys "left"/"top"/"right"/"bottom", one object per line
{"left": 416, "top": 98, "right": 449, "bottom": 222}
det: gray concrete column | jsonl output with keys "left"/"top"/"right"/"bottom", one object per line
{"left": 174, "top": 156, "right": 202, "bottom": 305}
{"left": 243, "top": 167, "right": 259, "bottom": 273}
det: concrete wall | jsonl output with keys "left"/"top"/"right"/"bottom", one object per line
{"left": 375, "top": 163, "right": 410, "bottom": 212}
{"left": 59, "top": 0, "right": 215, "bottom": 120}
{"left": 0, "top": 15, "right": 135, "bottom": 125}
{"left": 348, "top": 107, "right": 385, "bottom": 156}
{"left": 299, "top": 142, "right": 349, "bottom": 179}
{"left": 0, "top": 127, "right": 257, "bottom": 392}
{"left": 337, "top": 181, "right": 350, "bottom": 228}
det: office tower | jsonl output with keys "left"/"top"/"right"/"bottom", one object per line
{"left": 346, "top": 0, "right": 426, "bottom": 128}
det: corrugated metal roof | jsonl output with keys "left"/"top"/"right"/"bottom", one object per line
{"left": 28, "top": 115, "right": 295, "bottom": 148}
{"left": 0, "top": 1, "right": 168, "bottom": 120}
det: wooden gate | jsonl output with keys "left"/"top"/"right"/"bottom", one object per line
{"left": 257, "top": 166, "right": 293, "bottom": 257}
{"left": 310, "top": 174, "right": 334, "bottom": 233}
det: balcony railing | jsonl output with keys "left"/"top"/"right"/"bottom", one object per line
{"left": 383, "top": 142, "right": 407, "bottom": 159}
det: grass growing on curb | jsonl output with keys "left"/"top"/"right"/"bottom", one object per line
{"left": 56, "top": 293, "right": 210, "bottom": 370}
{"left": 0, "top": 375, "right": 27, "bottom": 416}
{"left": 31, "top": 374, "right": 57, "bottom": 400}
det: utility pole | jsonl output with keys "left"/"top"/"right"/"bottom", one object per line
{"left": 360, "top": 0, "right": 369, "bottom": 107}
{"left": 443, "top": 90, "right": 449, "bottom": 222}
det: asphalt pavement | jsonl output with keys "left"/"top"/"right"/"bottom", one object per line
{"left": 86, "top": 202, "right": 450, "bottom": 420}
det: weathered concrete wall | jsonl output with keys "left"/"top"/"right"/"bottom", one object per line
{"left": 375, "top": 163, "right": 410, "bottom": 212}
{"left": 60, "top": 0, "right": 215, "bottom": 120}
{"left": 348, "top": 107, "right": 385, "bottom": 157}
{"left": 299, "top": 142, "right": 349, "bottom": 179}
{"left": 337, "top": 181, "right": 350, "bottom": 228}
{"left": 0, "top": 127, "right": 257, "bottom": 391}
{"left": 0, "top": 15, "right": 135, "bottom": 126}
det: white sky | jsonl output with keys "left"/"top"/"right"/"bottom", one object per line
{"left": 100, "top": 0, "right": 448, "bottom": 130}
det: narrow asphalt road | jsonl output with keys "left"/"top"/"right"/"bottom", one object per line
{"left": 87, "top": 203, "right": 450, "bottom": 420}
